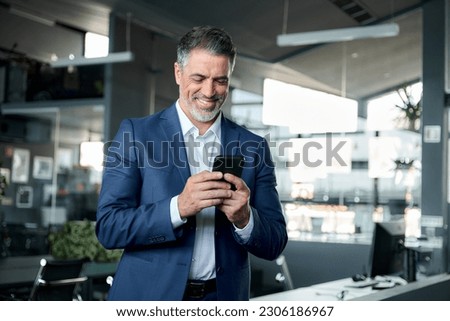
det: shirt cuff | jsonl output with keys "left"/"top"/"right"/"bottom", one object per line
{"left": 170, "top": 195, "right": 187, "bottom": 229}
{"left": 233, "top": 208, "right": 254, "bottom": 243}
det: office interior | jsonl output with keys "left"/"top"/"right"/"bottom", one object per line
{"left": 0, "top": 0, "right": 450, "bottom": 301}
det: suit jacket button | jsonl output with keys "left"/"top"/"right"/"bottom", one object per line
{"left": 216, "top": 266, "right": 224, "bottom": 275}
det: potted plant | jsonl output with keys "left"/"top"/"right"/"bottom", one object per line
{"left": 0, "top": 164, "right": 8, "bottom": 258}
{"left": 48, "top": 220, "right": 122, "bottom": 262}
{"left": 0, "top": 163, "right": 7, "bottom": 204}
{"left": 395, "top": 84, "right": 422, "bottom": 132}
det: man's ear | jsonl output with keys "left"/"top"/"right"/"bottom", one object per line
{"left": 174, "top": 62, "right": 181, "bottom": 85}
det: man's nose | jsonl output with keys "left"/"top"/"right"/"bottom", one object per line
{"left": 201, "top": 80, "right": 215, "bottom": 97}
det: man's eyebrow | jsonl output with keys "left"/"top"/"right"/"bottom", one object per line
{"left": 189, "top": 73, "right": 229, "bottom": 80}
{"left": 190, "top": 73, "right": 206, "bottom": 78}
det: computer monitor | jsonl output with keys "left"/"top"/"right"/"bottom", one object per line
{"left": 369, "top": 220, "right": 406, "bottom": 278}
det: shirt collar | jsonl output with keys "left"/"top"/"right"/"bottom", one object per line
{"left": 175, "top": 100, "right": 222, "bottom": 141}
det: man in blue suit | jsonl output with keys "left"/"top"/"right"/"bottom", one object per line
{"left": 96, "top": 25, "right": 287, "bottom": 301}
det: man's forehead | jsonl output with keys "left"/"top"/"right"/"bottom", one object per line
{"left": 186, "top": 49, "right": 231, "bottom": 65}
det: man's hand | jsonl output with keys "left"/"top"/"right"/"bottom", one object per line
{"left": 178, "top": 171, "right": 232, "bottom": 218}
{"left": 217, "top": 173, "right": 251, "bottom": 229}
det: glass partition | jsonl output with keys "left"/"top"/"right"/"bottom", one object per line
{"left": 230, "top": 81, "right": 444, "bottom": 278}
{"left": 0, "top": 104, "right": 104, "bottom": 257}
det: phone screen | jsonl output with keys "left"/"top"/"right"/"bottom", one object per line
{"left": 212, "top": 155, "right": 244, "bottom": 190}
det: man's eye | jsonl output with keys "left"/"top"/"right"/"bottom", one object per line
{"left": 216, "top": 78, "right": 229, "bottom": 85}
{"left": 192, "top": 77, "right": 204, "bottom": 82}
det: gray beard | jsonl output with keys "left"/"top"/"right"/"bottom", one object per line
{"left": 189, "top": 105, "right": 221, "bottom": 123}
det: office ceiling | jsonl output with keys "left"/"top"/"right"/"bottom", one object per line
{"left": 1, "top": 0, "right": 424, "bottom": 101}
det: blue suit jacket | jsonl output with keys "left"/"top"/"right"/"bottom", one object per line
{"left": 96, "top": 104, "right": 287, "bottom": 300}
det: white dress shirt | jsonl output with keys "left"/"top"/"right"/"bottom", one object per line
{"left": 169, "top": 101, "right": 254, "bottom": 280}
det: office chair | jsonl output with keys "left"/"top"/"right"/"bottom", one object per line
{"left": 29, "top": 258, "right": 88, "bottom": 301}
{"left": 90, "top": 275, "right": 113, "bottom": 300}
{"left": 275, "top": 255, "right": 294, "bottom": 291}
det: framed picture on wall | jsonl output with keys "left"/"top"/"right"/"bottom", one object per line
{"left": 33, "top": 156, "right": 53, "bottom": 180}
{"left": 16, "top": 185, "right": 33, "bottom": 208}
{"left": 0, "top": 168, "right": 10, "bottom": 185}
{"left": 11, "top": 148, "right": 30, "bottom": 183}
{"left": 57, "top": 148, "right": 73, "bottom": 172}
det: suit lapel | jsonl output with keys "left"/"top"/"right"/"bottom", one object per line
{"left": 220, "top": 117, "right": 241, "bottom": 156}
{"left": 158, "top": 104, "right": 191, "bottom": 183}
{"left": 157, "top": 107, "right": 241, "bottom": 184}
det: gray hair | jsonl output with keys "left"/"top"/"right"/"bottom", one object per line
{"left": 177, "top": 25, "right": 236, "bottom": 71}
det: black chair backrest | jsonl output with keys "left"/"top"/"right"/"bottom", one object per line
{"left": 29, "top": 258, "right": 87, "bottom": 301}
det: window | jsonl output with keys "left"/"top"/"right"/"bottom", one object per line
{"left": 84, "top": 32, "right": 109, "bottom": 58}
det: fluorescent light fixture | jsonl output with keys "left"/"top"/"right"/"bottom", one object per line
{"left": 50, "top": 51, "right": 134, "bottom": 68}
{"left": 277, "top": 23, "right": 399, "bottom": 46}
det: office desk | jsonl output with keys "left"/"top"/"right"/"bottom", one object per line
{"left": 0, "top": 255, "right": 118, "bottom": 300}
{"left": 0, "top": 255, "right": 49, "bottom": 290}
{"left": 251, "top": 276, "right": 406, "bottom": 301}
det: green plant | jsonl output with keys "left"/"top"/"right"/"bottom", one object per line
{"left": 0, "top": 175, "right": 6, "bottom": 203}
{"left": 0, "top": 162, "right": 7, "bottom": 204}
{"left": 48, "top": 220, "right": 122, "bottom": 262}
{"left": 395, "top": 84, "right": 422, "bottom": 132}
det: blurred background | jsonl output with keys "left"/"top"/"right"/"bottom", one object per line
{"left": 0, "top": 0, "right": 448, "bottom": 299}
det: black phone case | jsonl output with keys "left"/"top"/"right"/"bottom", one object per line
{"left": 212, "top": 155, "right": 244, "bottom": 190}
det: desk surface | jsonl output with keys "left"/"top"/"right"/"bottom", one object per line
{"left": 251, "top": 276, "right": 407, "bottom": 301}
{"left": 0, "top": 255, "right": 117, "bottom": 289}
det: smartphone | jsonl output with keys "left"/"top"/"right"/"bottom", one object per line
{"left": 212, "top": 155, "right": 244, "bottom": 190}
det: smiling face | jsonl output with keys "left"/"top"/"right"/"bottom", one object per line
{"left": 174, "top": 48, "right": 231, "bottom": 132}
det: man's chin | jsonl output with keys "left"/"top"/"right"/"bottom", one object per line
{"left": 191, "top": 107, "right": 220, "bottom": 123}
